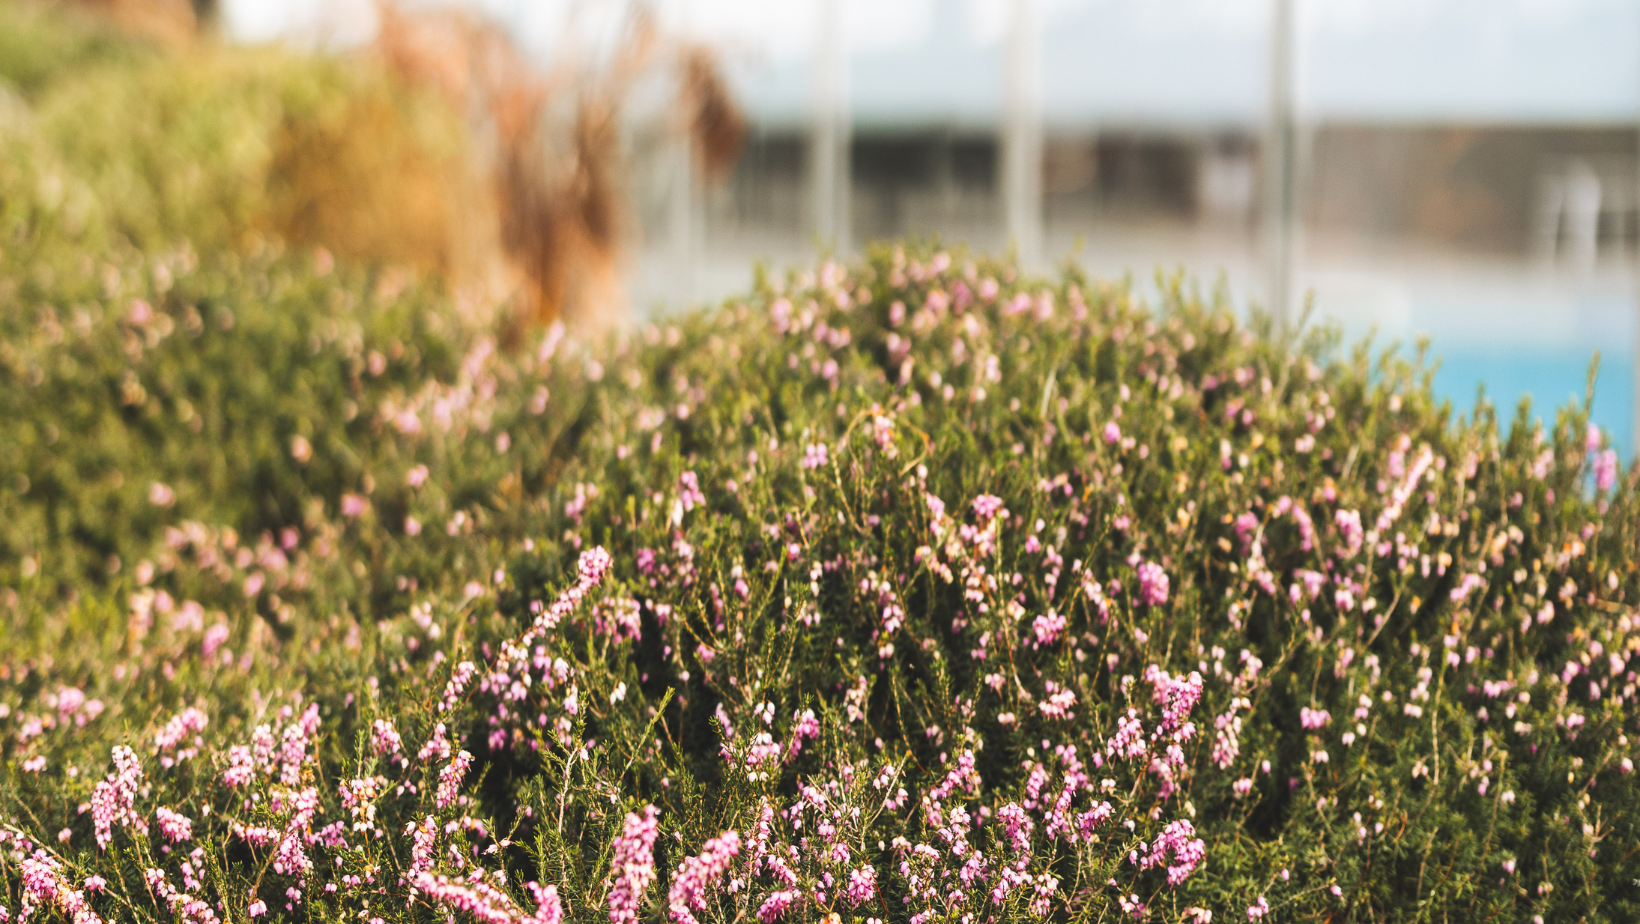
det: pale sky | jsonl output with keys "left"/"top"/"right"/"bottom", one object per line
{"left": 220, "top": 0, "right": 1640, "bottom": 125}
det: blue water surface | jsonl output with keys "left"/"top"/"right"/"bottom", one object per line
{"left": 1426, "top": 348, "right": 1634, "bottom": 459}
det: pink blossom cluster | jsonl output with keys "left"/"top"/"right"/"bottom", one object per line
{"left": 1136, "top": 560, "right": 1169, "bottom": 606}
{"left": 155, "top": 807, "right": 193, "bottom": 843}
{"left": 667, "top": 830, "right": 741, "bottom": 924}
{"left": 412, "top": 872, "right": 564, "bottom": 924}
{"left": 607, "top": 805, "right": 659, "bottom": 924}
{"left": 90, "top": 746, "right": 144, "bottom": 850}
{"left": 153, "top": 707, "right": 209, "bottom": 757}
{"left": 437, "top": 751, "right": 474, "bottom": 809}
{"left": 372, "top": 719, "right": 403, "bottom": 756}
{"left": 20, "top": 849, "right": 103, "bottom": 924}
{"left": 1141, "top": 820, "right": 1207, "bottom": 886}
{"left": 526, "top": 546, "right": 614, "bottom": 638}
{"left": 270, "top": 787, "right": 321, "bottom": 879}
{"left": 145, "top": 867, "right": 219, "bottom": 924}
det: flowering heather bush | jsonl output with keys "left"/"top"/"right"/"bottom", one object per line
{"left": 0, "top": 240, "right": 1637, "bottom": 924}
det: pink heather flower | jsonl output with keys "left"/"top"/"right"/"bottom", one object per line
{"left": 441, "top": 662, "right": 478, "bottom": 713}
{"left": 1103, "top": 422, "right": 1121, "bottom": 445}
{"left": 84, "top": 876, "right": 107, "bottom": 893}
{"left": 1107, "top": 711, "right": 1147, "bottom": 761}
{"left": 580, "top": 546, "right": 614, "bottom": 583}
{"left": 1335, "top": 509, "right": 1364, "bottom": 557}
{"left": 407, "top": 816, "right": 439, "bottom": 895}
{"left": 1143, "top": 820, "right": 1207, "bottom": 886}
{"left": 846, "top": 866, "right": 877, "bottom": 906}
{"left": 222, "top": 746, "right": 256, "bottom": 787}
{"left": 871, "top": 412, "right": 897, "bottom": 456}
{"left": 1154, "top": 669, "right": 1204, "bottom": 736}
{"left": 372, "top": 719, "right": 403, "bottom": 756}
{"left": 757, "top": 891, "right": 798, "bottom": 923}
{"left": 340, "top": 776, "right": 384, "bottom": 826}
{"left": 667, "top": 831, "right": 741, "bottom": 924}
{"left": 1039, "top": 681, "right": 1077, "bottom": 720}
{"left": 1077, "top": 801, "right": 1114, "bottom": 838}
{"left": 248, "top": 900, "right": 268, "bottom": 918}
{"left": 997, "top": 803, "right": 1034, "bottom": 853}
{"left": 786, "top": 709, "right": 821, "bottom": 761}
{"left": 801, "top": 444, "right": 829, "bottom": 470}
{"left": 437, "top": 751, "right": 474, "bottom": 809}
{"left": 22, "top": 850, "right": 105, "bottom": 924}
{"left": 1299, "top": 707, "right": 1330, "bottom": 731}
{"left": 149, "top": 482, "right": 176, "bottom": 506}
{"left": 594, "top": 597, "right": 643, "bottom": 642}
{"left": 56, "top": 687, "right": 86, "bottom": 720}
{"left": 608, "top": 806, "right": 660, "bottom": 924}
{"left": 155, "top": 708, "right": 209, "bottom": 752}
{"left": 146, "top": 867, "right": 219, "bottom": 924}
{"left": 341, "top": 493, "right": 368, "bottom": 518}
{"left": 1594, "top": 449, "right": 1618, "bottom": 492}
{"left": 290, "top": 435, "right": 313, "bottom": 463}
{"left": 925, "top": 492, "right": 947, "bottom": 521}
{"left": 418, "top": 722, "right": 453, "bottom": 762}
{"left": 565, "top": 483, "right": 598, "bottom": 523}
{"left": 156, "top": 807, "right": 193, "bottom": 843}
{"left": 1374, "top": 446, "right": 1434, "bottom": 533}
{"left": 971, "top": 494, "right": 1005, "bottom": 521}
{"left": 1136, "top": 561, "right": 1169, "bottom": 606}
{"left": 202, "top": 623, "right": 231, "bottom": 658}
{"left": 1032, "top": 610, "right": 1067, "bottom": 648}
{"left": 91, "top": 746, "right": 144, "bottom": 850}
{"left": 1586, "top": 422, "right": 1602, "bottom": 452}
{"left": 271, "top": 787, "right": 321, "bottom": 878}
{"left": 525, "top": 547, "right": 614, "bottom": 638}
{"left": 678, "top": 472, "right": 706, "bottom": 512}
{"left": 412, "top": 873, "right": 563, "bottom": 924}
{"left": 1247, "top": 896, "right": 1270, "bottom": 921}
{"left": 526, "top": 883, "right": 566, "bottom": 924}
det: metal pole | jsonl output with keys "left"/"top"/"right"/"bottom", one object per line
{"left": 670, "top": 133, "right": 695, "bottom": 309}
{"left": 670, "top": 0, "right": 697, "bottom": 309}
{"left": 1264, "top": 0, "right": 1296, "bottom": 327}
{"left": 1003, "top": 0, "right": 1042, "bottom": 269}
{"left": 812, "top": 0, "right": 849, "bottom": 252}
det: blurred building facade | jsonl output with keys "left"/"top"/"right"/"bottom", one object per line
{"left": 644, "top": 0, "right": 1640, "bottom": 270}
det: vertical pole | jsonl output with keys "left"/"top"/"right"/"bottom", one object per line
{"left": 1003, "top": 0, "right": 1042, "bottom": 269}
{"left": 670, "top": 133, "right": 695, "bottom": 309}
{"left": 1264, "top": 0, "right": 1297, "bottom": 326}
{"left": 671, "top": 0, "right": 697, "bottom": 309}
{"left": 812, "top": 0, "right": 849, "bottom": 252}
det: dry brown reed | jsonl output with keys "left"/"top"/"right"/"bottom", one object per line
{"left": 64, "top": 0, "right": 197, "bottom": 45}
{"left": 60, "top": 0, "right": 747, "bottom": 335}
